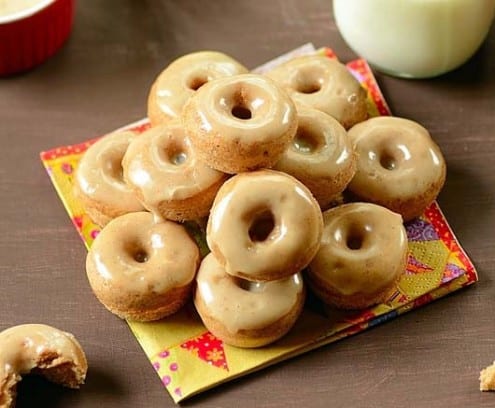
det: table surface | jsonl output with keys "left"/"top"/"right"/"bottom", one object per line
{"left": 1, "top": 1, "right": 494, "bottom": 407}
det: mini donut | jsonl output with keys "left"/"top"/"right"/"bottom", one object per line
{"left": 307, "top": 202, "right": 408, "bottom": 309}
{"left": 265, "top": 55, "right": 368, "bottom": 129}
{"left": 86, "top": 212, "right": 200, "bottom": 321}
{"left": 273, "top": 106, "right": 356, "bottom": 210}
{"left": 194, "top": 253, "right": 305, "bottom": 348}
{"left": 207, "top": 170, "right": 323, "bottom": 282}
{"left": 480, "top": 361, "right": 495, "bottom": 391}
{"left": 74, "top": 130, "right": 145, "bottom": 227}
{"left": 122, "top": 122, "right": 227, "bottom": 222}
{"left": 347, "top": 116, "right": 446, "bottom": 221}
{"left": 147, "top": 51, "right": 248, "bottom": 125}
{"left": 182, "top": 73, "right": 298, "bottom": 174}
{"left": 0, "top": 324, "right": 87, "bottom": 408}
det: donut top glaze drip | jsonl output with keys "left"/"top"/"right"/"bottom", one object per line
{"left": 87, "top": 212, "right": 199, "bottom": 295}
{"left": 348, "top": 116, "right": 446, "bottom": 199}
{"left": 275, "top": 107, "right": 354, "bottom": 178}
{"left": 196, "top": 254, "right": 303, "bottom": 333}
{"left": 188, "top": 74, "right": 296, "bottom": 145}
{"left": 75, "top": 130, "right": 144, "bottom": 212}
{"left": 151, "top": 51, "right": 248, "bottom": 121}
{"left": 122, "top": 123, "right": 226, "bottom": 213}
{"left": 266, "top": 55, "right": 365, "bottom": 126}
{"left": 207, "top": 170, "right": 323, "bottom": 281}
{"left": 312, "top": 203, "right": 408, "bottom": 295}
{"left": 0, "top": 324, "right": 87, "bottom": 380}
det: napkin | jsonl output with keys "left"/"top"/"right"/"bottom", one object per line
{"left": 40, "top": 44, "right": 478, "bottom": 403}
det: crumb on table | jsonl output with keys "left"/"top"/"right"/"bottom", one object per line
{"left": 480, "top": 361, "right": 495, "bottom": 391}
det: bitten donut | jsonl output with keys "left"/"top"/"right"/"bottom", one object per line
{"left": 74, "top": 130, "right": 145, "bottom": 227}
{"left": 207, "top": 170, "right": 323, "bottom": 281}
{"left": 147, "top": 51, "right": 248, "bottom": 125}
{"left": 273, "top": 106, "right": 356, "bottom": 209}
{"left": 86, "top": 212, "right": 200, "bottom": 321}
{"left": 480, "top": 361, "right": 495, "bottom": 391}
{"left": 347, "top": 116, "right": 446, "bottom": 221}
{"left": 0, "top": 324, "right": 87, "bottom": 408}
{"left": 183, "top": 73, "right": 298, "bottom": 173}
{"left": 265, "top": 55, "right": 368, "bottom": 129}
{"left": 122, "top": 122, "right": 227, "bottom": 222}
{"left": 195, "top": 253, "right": 305, "bottom": 348}
{"left": 307, "top": 202, "right": 408, "bottom": 309}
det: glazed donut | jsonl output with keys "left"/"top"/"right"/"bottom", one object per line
{"left": 480, "top": 361, "right": 495, "bottom": 391}
{"left": 0, "top": 324, "right": 87, "bottom": 408}
{"left": 307, "top": 202, "right": 408, "bottom": 309}
{"left": 207, "top": 170, "right": 323, "bottom": 281}
{"left": 265, "top": 55, "right": 368, "bottom": 129}
{"left": 182, "top": 73, "right": 298, "bottom": 174}
{"left": 194, "top": 253, "right": 305, "bottom": 348}
{"left": 147, "top": 51, "right": 248, "bottom": 125}
{"left": 273, "top": 106, "right": 356, "bottom": 209}
{"left": 122, "top": 122, "right": 227, "bottom": 222}
{"left": 347, "top": 116, "right": 446, "bottom": 221}
{"left": 86, "top": 212, "right": 200, "bottom": 321}
{"left": 74, "top": 130, "right": 145, "bottom": 227}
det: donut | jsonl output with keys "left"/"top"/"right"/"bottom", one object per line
{"left": 480, "top": 361, "right": 495, "bottom": 391}
{"left": 74, "top": 130, "right": 145, "bottom": 227}
{"left": 0, "top": 324, "right": 87, "bottom": 407}
{"left": 122, "top": 122, "right": 227, "bottom": 222}
{"left": 194, "top": 253, "right": 305, "bottom": 348}
{"left": 265, "top": 55, "right": 368, "bottom": 129}
{"left": 273, "top": 106, "right": 356, "bottom": 209}
{"left": 347, "top": 116, "right": 446, "bottom": 221}
{"left": 86, "top": 212, "right": 200, "bottom": 321}
{"left": 182, "top": 73, "right": 298, "bottom": 174}
{"left": 147, "top": 51, "right": 248, "bottom": 125}
{"left": 207, "top": 170, "right": 323, "bottom": 282}
{"left": 307, "top": 202, "right": 408, "bottom": 309}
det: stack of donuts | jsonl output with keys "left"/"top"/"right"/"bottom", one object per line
{"left": 77, "top": 50, "right": 447, "bottom": 348}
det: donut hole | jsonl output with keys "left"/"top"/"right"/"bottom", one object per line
{"left": 294, "top": 67, "right": 324, "bottom": 94}
{"left": 379, "top": 151, "right": 398, "bottom": 170}
{"left": 224, "top": 81, "right": 273, "bottom": 121}
{"left": 296, "top": 81, "right": 321, "bottom": 94}
{"left": 343, "top": 223, "right": 371, "bottom": 251}
{"left": 124, "top": 242, "right": 149, "bottom": 263}
{"left": 248, "top": 210, "right": 275, "bottom": 242}
{"left": 346, "top": 234, "right": 363, "bottom": 250}
{"left": 235, "top": 277, "right": 265, "bottom": 293}
{"left": 231, "top": 104, "right": 252, "bottom": 120}
{"left": 133, "top": 250, "right": 149, "bottom": 263}
{"left": 161, "top": 142, "right": 188, "bottom": 166}
{"left": 292, "top": 125, "right": 323, "bottom": 154}
{"left": 170, "top": 151, "right": 188, "bottom": 166}
{"left": 187, "top": 75, "right": 209, "bottom": 91}
{"left": 102, "top": 154, "right": 125, "bottom": 183}
{"left": 110, "top": 160, "right": 124, "bottom": 180}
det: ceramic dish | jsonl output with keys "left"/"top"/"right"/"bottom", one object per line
{"left": 0, "top": 0, "right": 75, "bottom": 75}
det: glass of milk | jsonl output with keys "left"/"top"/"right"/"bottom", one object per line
{"left": 333, "top": 0, "right": 495, "bottom": 78}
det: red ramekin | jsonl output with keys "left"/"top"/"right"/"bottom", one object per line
{"left": 0, "top": 0, "right": 75, "bottom": 76}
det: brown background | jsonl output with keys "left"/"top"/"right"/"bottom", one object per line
{"left": 1, "top": 1, "right": 494, "bottom": 407}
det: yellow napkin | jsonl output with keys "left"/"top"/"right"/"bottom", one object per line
{"left": 40, "top": 45, "right": 478, "bottom": 403}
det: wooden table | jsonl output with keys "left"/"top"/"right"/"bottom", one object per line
{"left": 1, "top": 1, "right": 494, "bottom": 407}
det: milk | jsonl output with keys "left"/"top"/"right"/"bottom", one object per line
{"left": 333, "top": 0, "right": 495, "bottom": 78}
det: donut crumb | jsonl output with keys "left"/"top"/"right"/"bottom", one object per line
{"left": 480, "top": 361, "right": 495, "bottom": 391}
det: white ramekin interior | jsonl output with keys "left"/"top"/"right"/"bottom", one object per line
{"left": 0, "top": 0, "right": 56, "bottom": 25}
